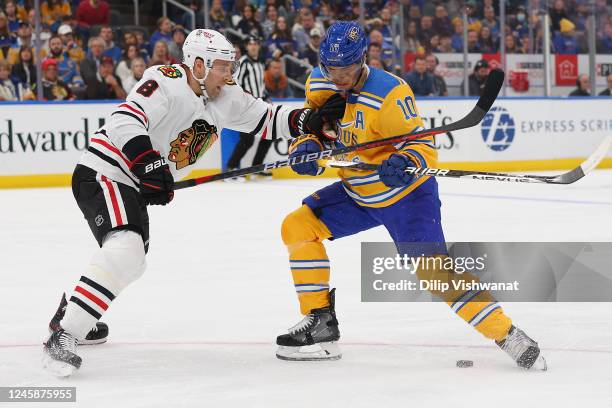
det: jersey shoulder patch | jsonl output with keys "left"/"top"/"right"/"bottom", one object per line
{"left": 157, "top": 64, "right": 183, "bottom": 79}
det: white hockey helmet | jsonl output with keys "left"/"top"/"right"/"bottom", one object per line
{"left": 182, "top": 29, "right": 238, "bottom": 81}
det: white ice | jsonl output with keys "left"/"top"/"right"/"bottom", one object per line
{"left": 1, "top": 171, "right": 612, "bottom": 408}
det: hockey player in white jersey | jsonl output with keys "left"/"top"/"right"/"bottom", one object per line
{"left": 42, "top": 28, "right": 345, "bottom": 377}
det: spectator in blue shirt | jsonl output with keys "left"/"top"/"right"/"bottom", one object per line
{"left": 100, "top": 25, "right": 122, "bottom": 63}
{"left": 404, "top": 56, "right": 435, "bottom": 96}
{"left": 47, "top": 34, "right": 83, "bottom": 89}
{"left": 149, "top": 17, "right": 173, "bottom": 55}
{"left": 4, "top": 1, "right": 20, "bottom": 33}
{"left": 553, "top": 18, "right": 580, "bottom": 54}
{"left": 598, "top": 22, "right": 612, "bottom": 54}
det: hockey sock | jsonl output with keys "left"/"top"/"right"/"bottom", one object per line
{"left": 415, "top": 255, "right": 512, "bottom": 342}
{"left": 62, "top": 230, "right": 146, "bottom": 340}
{"left": 282, "top": 205, "right": 333, "bottom": 315}
{"left": 62, "top": 266, "right": 120, "bottom": 340}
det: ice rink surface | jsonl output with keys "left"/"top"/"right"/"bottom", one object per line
{"left": 1, "top": 171, "right": 612, "bottom": 408}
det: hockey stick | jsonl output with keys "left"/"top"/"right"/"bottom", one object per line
{"left": 319, "top": 134, "right": 612, "bottom": 185}
{"left": 175, "top": 69, "right": 505, "bottom": 190}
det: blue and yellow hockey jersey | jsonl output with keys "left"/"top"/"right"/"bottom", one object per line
{"left": 304, "top": 66, "right": 437, "bottom": 208}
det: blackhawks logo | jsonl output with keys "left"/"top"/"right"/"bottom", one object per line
{"left": 158, "top": 65, "right": 183, "bottom": 78}
{"left": 168, "top": 119, "right": 218, "bottom": 170}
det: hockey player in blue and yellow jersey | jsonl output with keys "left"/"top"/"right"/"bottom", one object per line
{"left": 275, "top": 21, "right": 546, "bottom": 370}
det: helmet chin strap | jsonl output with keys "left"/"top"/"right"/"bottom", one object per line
{"left": 192, "top": 62, "right": 210, "bottom": 105}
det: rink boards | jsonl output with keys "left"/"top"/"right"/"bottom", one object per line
{"left": 0, "top": 97, "right": 611, "bottom": 188}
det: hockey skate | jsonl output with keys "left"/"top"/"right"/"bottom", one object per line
{"left": 276, "top": 288, "right": 341, "bottom": 361}
{"left": 49, "top": 293, "right": 109, "bottom": 345}
{"left": 42, "top": 329, "right": 82, "bottom": 377}
{"left": 496, "top": 325, "right": 547, "bottom": 371}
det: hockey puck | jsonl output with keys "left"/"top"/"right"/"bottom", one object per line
{"left": 456, "top": 360, "right": 473, "bottom": 368}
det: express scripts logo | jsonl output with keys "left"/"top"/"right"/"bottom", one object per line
{"left": 481, "top": 106, "right": 516, "bottom": 152}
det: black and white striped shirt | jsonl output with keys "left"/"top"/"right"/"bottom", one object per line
{"left": 238, "top": 55, "right": 265, "bottom": 99}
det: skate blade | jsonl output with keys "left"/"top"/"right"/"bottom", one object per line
{"left": 276, "top": 342, "right": 342, "bottom": 361}
{"left": 530, "top": 355, "right": 547, "bottom": 371}
{"left": 42, "top": 352, "right": 78, "bottom": 377}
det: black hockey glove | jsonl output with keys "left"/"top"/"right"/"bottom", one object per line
{"left": 130, "top": 150, "right": 175, "bottom": 206}
{"left": 289, "top": 94, "right": 346, "bottom": 141}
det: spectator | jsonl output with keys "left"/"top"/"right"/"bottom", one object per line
{"left": 99, "top": 25, "right": 121, "bottom": 63}
{"left": 433, "top": 4, "right": 453, "bottom": 37}
{"left": 419, "top": 15, "right": 435, "bottom": 46}
{"left": 0, "top": 12, "right": 15, "bottom": 59}
{"left": 367, "top": 43, "right": 385, "bottom": 69}
{"left": 264, "top": 59, "right": 290, "bottom": 98}
{"left": 85, "top": 56, "right": 126, "bottom": 99}
{"left": 115, "top": 44, "right": 141, "bottom": 85}
{"left": 425, "top": 54, "right": 448, "bottom": 96}
{"left": 405, "top": 21, "right": 421, "bottom": 53}
{"left": 80, "top": 36, "right": 104, "bottom": 84}
{"left": 549, "top": 0, "right": 570, "bottom": 32}
{"left": 569, "top": 73, "right": 590, "bottom": 96}
{"left": 505, "top": 34, "right": 519, "bottom": 53}
{"left": 438, "top": 34, "right": 454, "bottom": 53}
{"left": 124, "top": 30, "right": 149, "bottom": 63}
{"left": 598, "top": 74, "right": 612, "bottom": 96}
{"left": 292, "top": 8, "right": 323, "bottom": 53}
{"left": 369, "top": 29, "right": 393, "bottom": 68}
{"left": 598, "top": 22, "right": 612, "bottom": 54}
{"left": 451, "top": 20, "right": 463, "bottom": 51}
{"left": 47, "top": 34, "right": 83, "bottom": 89}
{"left": 182, "top": 0, "right": 205, "bottom": 31}
{"left": 149, "top": 17, "right": 173, "bottom": 54}
{"left": 7, "top": 22, "right": 44, "bottom": 65}
{"left": 509, "top": 5, "right": 529, "bottom": 39}
{"left": 553, "top": 18, "right": 579, "bottom": 54}
{"left": 461, "top": 59, "right": 489, "bottom": 96}
{"left": 266, "top": 16, "right": 297, "bottom": 60}
{"left": 317, "top": 2, "right": 334, "bottom": 29}
{"left": 262, "top": 5, "right": 277, "bottom": 39}
{"left": 407, "top": 5, "right": 421, "bottom": 26}
{"left": 300, "top": 27, "right": 322, "bottom": 67}
{"left": 518, "top": 35, "right": 532, "bottom": 54}
{"left": 168, "top": 25, "right": 186, "bottom": 62}
{"left": 209, "top": 0, "right": 227, "bottom": 32}
{"left": 39, "top": 58, "right": 75, "bottom": 101}
{"left": 10, "top": 45, "right": 36, "bottom": 96}
{"left": 76, "top": 0, "right": 110, "bottom": 29}
{"left": 368, "top": 57, "right": 384, "bottom": 70}
{"left": 481, "top": 5, "right": 499, "bottom": 38}
{"left": 479, "top": 26, "right": 497, "bottom": 53}
{"left": 404, "top": 56, "right": 435, "bottom": 96}
{"left": 236, "top": 4, "right": 264, "bottom": 39}
{"left": 467, "top": 29, "right": 481, "bottom": 52}
{"left": 0, "top": 60, "right": 17, "bottom": 101}
{"left": 4, "top": 1, "right": 20, "bottom": 33}
{"left": 148, "top": 40, "right": 177, "bottom": 67}
{"left": 378, "top": 7, "right": 395, "bottom": 45}
{"left": 58, "top": 24, "right": 85, "bottom": 63}
{"left": 121, "top": 56, "right": 145, "bottom": 94}
{"left": 41, "top": 0, "right": 71, "bottom": 32}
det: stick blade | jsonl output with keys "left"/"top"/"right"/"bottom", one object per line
{"left": 476, "top": 69, "right": 505, "bottom": 112}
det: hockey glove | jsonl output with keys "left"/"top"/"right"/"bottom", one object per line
{"left": 288, "top": 135, "right": 326, "bottom": 176}
{"left": 378, "top": 154, "right": 416, "bottom": 188}
{"left": 289, "top": 94, "right": 346, "bottom": 141}
{"left": 130, "top": 150, "right": 175, "bottom": 205}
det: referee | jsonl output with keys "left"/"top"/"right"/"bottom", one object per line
{"left": 227, "top": 36, "right": 273, "bottom": 179}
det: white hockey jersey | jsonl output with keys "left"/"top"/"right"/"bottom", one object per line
{"left": 80, "top": 64, "right": 293, "bottom": 189}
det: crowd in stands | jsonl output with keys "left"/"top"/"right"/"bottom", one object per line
{"left": 0, "top": 0, "right": 611, "bottom": 101}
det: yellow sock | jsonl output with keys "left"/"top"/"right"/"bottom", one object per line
{"left": 282, "top": 205, "right": 333, "bottom": 315}
{"left": 415, "top": 255, "right": 512, "bottom": 341}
